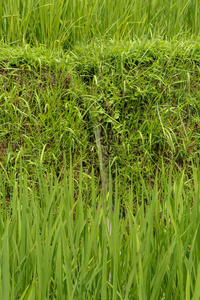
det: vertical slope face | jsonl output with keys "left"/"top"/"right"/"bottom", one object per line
{"left": 0, "top": 40, "right": 200, "bottom": 188}
{"left": 70, "top": 40, "right": 200, "bottom": 186}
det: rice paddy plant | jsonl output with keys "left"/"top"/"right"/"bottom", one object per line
{"left": 0, "top": 0, "right": 200, "bottom": 48}
{"left": 0, "top": 157, "right": 200, "bottom": 299}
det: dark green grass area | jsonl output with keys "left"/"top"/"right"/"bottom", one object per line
{"left": 1, "top": 39, "right": 200, "bottom": 194}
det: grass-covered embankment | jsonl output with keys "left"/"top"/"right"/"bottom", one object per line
{"left": 1, "top": 38, "right": 200, "bottom": 298}
{"left": 1, "top": 39, "right": 200, "bottom": 187}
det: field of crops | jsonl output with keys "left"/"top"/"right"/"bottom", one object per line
{"left": 1, "top": 0, "right": 200, "bottom": 47}
{"left": 1, "top": 1, "right": 200, "bottom": 299}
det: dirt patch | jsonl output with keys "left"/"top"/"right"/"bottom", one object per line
{"left": 0, "top": 142, "right": 7, "bottom": 162}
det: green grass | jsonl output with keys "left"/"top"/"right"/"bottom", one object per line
{"left": 1, "top": 159, "right": 200, "bottom": 299}
{"left": 0, "top": 39, "right": 200, "bottom": 298}
{"left": 0, "top": 0, "right": 200, "bottom": 48}
{"left": 1, "top": 2, "right": 200, "bottom": 297}
{"left": 1, "top": 39, "right": 200, "bottom": 190}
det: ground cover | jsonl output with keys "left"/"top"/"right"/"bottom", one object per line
{"left": 1, "top": 39, "right": 200, "bottom": 190}
{"left": 1, "top": 37, "right": 200, "bottom": 298}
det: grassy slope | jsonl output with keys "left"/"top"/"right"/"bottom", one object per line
{"left": 1, "top": 39, "right": 200, "bottom": 298}
{"left": 1, "top": 39, "right": 200, "bottom": 188}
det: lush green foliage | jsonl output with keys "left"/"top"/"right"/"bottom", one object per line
{"left": 0, "top": 0, "right": 200, "bottom": 48}
{"left": 1, "top": 160, "right": 200, "bottom": 299}
{"left": 1, "top": 39, "right": 200, "bottom": 298}
{"left": 1, "top": 40, "right": 200, "bottom": 188}
{"left": 1, "top": 3, "right": 200, "bottom": 297}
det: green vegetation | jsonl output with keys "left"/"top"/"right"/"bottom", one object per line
{"left": 1, "top": 160, "right": 200, "bottom": 299}
{"left": 1, "top": 1, "right": 200, "bottom": 299}
{"left": 1, "top": 40, "right": 200, "bottom": 189}
{"left": 0, "top": 0, "right": 200, "bottom": 48}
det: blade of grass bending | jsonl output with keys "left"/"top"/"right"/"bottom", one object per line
{"left": 18, "top": 284, "right": 30, "bottom": 300}
{"left": 90, "top": 80, "right": 108, "bottom": 197}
